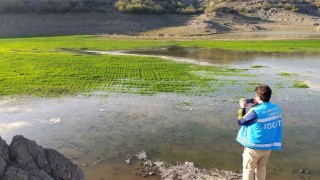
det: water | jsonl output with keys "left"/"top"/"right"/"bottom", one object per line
{"left": 1, "top": 47, "right": 320, "bottom": 179}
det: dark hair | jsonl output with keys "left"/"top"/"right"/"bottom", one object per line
{"left": 255, "top": 84, "right": 272, "bottom": 102}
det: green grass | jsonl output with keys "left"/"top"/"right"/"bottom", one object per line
{"left": 250, "top": 65, "right": 269, "bottom": 68}
{"left": 278, "top": 72, "right": 296, "bottom": 77}
{"left": 0, "top": 48, "right": 238, "bottom": 97}
{"left": 292, "top": 81, "right": 309, "bottom": 88}
{"left": 0, "top": 35, "right": 318, "bottom": 97}
{"left": 0, "top": 36, "right": 171, "bottom": 52}
{"left": 1, "top": 36, "right": 320, "bottom": 53}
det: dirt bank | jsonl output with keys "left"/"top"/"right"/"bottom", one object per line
{"left": 0, "top": 7, "right": 319, "bottom": 38}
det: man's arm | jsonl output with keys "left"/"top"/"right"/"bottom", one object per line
{"left": 237, "top": 108, "right": 258, "bottom": 125}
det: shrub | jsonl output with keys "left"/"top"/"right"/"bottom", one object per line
{"left": 204, "top": 0, "right": 227, "bottom": 13}
{"left": 176, "top": 1, "right": 185, "bottom": 8}
{"left": 32, "top": 0, "right": 50, "bottom": 13}
{"left": 284, "top": 3, "right": 299, "bottom": 12}
{"left": 118, "top": 5, "right": 125, "bottom": 12}
{"left": 154, "top": 4, "right": 165, "bottom": 14}
{"left": 71, "top": 2, "right": 90, "bottom": 12}
{"left": 10, "top": 0, "right": 27, "bottom": 13}
{"left": 115, "top": 1, "right": 127, "bottom": 10}
{"left": 315, "top": 1, "right": 320, "bottom": 8}
{"left": 0, "top": 0, "right": 12, "bottom": 13}
{"left": 291, "top": 5, "right": 299, "bottom": 12}
{"left": 56, "top": 1, "right": 72, "bottom": 13}
{"left": 179, "top": 4, "right": 197, "bottom": 14}
{"left": 0, "top": 0, "right": 111, "bottom": 13}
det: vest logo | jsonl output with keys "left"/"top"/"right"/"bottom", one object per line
{"left": 264, "top": 120, "right": 281, "bottom": 130}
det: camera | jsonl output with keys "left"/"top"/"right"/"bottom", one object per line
{"left": 245, "top": 98, "right": 254, "bottom": 104}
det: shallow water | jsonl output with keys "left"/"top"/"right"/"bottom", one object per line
{"left": 1, "top": 48, "right": 320, "bottom": 179}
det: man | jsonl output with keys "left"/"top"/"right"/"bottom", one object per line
{"left": 236, "top": 84, "right": 282, "bottom": 180}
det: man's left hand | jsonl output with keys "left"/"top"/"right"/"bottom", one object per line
{"left": 239, "top": 98, "right": 247, "bottom": 109}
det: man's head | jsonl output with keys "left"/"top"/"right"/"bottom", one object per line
{"left": 255, "top": 84, "right": 272, "bottom": 102}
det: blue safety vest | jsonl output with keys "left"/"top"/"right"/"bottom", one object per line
{"left": 236, "top": 102, "right": 282, "bottom": 150}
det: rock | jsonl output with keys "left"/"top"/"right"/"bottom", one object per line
{"left": 0, "top": 136, "right": 10, "bottom": 163}
{"left": 0, "top": 135, "right": 85, "bottom": 180}
{"left": 0, "top": 158, "right": 7, "bottom": 176}
{"left": 46, "top": 149, "right": 84, "bottom": 179}
{"left": 0, "top": 137, "right": 10, "bottom": 177}
{"left": 10, "top": 135, "right": 51, "bottom": 173}
{"left": 3, "top": 166, "right": 28, "bottom": 180}
{"left": 27, "top": 169, "right": 54, "bottom": 180}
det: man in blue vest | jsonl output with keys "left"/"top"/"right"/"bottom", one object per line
{"left": 236, "top": 84, "right": 282, "bottom": 180}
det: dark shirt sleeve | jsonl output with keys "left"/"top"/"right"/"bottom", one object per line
{"left": 237, "top": 108, "right": 258, "bottom": 125}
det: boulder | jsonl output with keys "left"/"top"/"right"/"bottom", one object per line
{"left": 0, "top": 137, "right": 10, "bottom": 177}
{"left": 3, "top": 166, "right": 28, "bottom": 180}
{"left": 46, "top": 149, "right": 84, "bottom": 180}
{"left": 0, "top": 137, "right": 10, "bottom": 162}
{"left": 10, "top": 136, "right": 51, "bottom": 173}
{"left": 0, "top": 135, "right": 85, "bottom": 180}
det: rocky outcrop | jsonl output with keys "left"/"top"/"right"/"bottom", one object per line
{"left": 0, "top": 135, "right": 85, "bottom": 180}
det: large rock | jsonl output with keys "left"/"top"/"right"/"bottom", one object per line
{"left": 0, "top": 137, "right": 10, "bottom": 163}
{"left": 10, "top": 136, "right": 52, "bottom": 174}
{"left": 3, "top": 166, "right": 28, "bottom": 180}
{"left": 46, "top": 149, "right": 84, "bottom": 180}
{"left": 0, "top": 135, "right": 85, "bottom": 180}
{"left": 0, "top": 137, "right": 10, "bottom": 177}
{"left": 0, "top": 158, "right": 7, "bottom": 177}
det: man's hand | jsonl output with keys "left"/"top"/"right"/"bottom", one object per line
{"left": 239, "top": 98, "right": 247, "bottom": 108}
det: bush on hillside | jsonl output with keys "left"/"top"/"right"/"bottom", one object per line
{"left": 0, "top": 0, "right": 315, "bottom": 15}
{"left": 114, "top": 0, "right": 203, "bottom": 14}
{"left": 204, "top": 0, "right": 227, "bottom": 13}
{"left": 284, "top": 3, "right": 299, "bottom": 12}
{"left": 315, "top": 0, "right": 320, "bottom": 8}
{"left": 179, "top": 4, "right": 196, "bottom": 14}
{"left": 56, "top": 1, "right": 72, "bottom": 13}
{"left": 0, "top": 0, "right": 111, "bottom": 13}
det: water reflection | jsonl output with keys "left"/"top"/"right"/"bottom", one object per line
{"left": 128, "top": 46, "right": 320, "bottom": 65}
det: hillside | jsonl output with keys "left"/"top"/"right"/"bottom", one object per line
{"left": 1, "top": 0, "right": 319, "bottom": 15}
{"left": 0, "top": 0, "right": 319, "bottom": 38}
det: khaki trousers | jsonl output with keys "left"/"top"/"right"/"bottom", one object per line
{"left": 242, "top": 147, "right": 271, "bottom": 180}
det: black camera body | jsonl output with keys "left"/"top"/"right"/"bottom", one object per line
{"left": 245, "top": 98, "right": 253, "bottom": 104}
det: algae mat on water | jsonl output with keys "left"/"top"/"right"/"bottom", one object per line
{"left": 0, "top": 36, "right": 319, "bottom": 97}
{"left": 0, "top": 50, "right": 241, "bottom": 96}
